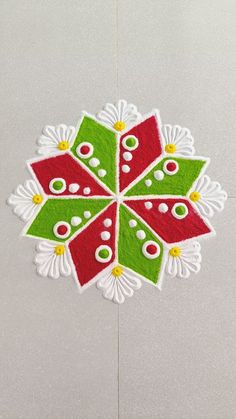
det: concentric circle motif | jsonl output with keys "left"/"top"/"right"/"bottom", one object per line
{"left": 53, "top": 221, "right": 71, "bottom": 239}
{"left": 95, "top": 245, "right": 113, "bottom": 263}
{"left": 142, "top": 240, "right": 161, "bottom": 259}
{"left": 163, "top": 159, "right": 179, "bottom": 175}
{"left": 171, "top": 203, "right": 189, "bottom": 219}
{"left": 49, "top": 177, "right": 66, "bottom": 194}
{"left": 76, "top": 142, "right": 94, "bottom": 159}
{"left": 122, "top": 135, "right": 139, "bottom": 151}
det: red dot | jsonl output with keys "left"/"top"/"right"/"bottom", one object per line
{"left": 166, "top": 162, "right": 177, "bottom": 172}
{"left": 57, "top": 225, "right": 68, "bottom": 235}
{"left": 146, "top": 244, "right": 157, "bottom": 255}
{"left": 80, "top": 145, "right": 90, "bottom": 155}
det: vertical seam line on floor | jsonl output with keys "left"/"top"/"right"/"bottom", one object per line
{"left": 115, "top": 0, "right": 120, "bottom": 418}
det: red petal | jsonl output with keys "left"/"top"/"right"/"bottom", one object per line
{"left": 69, "top": 202, "right": 117, "bottom": 287}
{"left": 125, "top": 198, "right": 212, "bottom": 243}
{"left": 119, "top": 114, "right": 162, "bottom": 192}
{"left": 30, "top": 154, "right": 110, "bottom": 196}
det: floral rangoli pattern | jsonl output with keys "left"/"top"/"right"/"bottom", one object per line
{"left": 8, "top": 100, "right": 227, "bottom": 303}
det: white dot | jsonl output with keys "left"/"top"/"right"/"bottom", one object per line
{"left": 69, "top": 183, "right": 80, "bottom": 193}
{"left": 104, "top": 218, "right": 112, "bottom": 227}
{"left": 145, "top": 179, "right": 152, "bottom": 187}
{"left": 129, "top": 219, "right": 137, "bottom": 228}
{"left": 101, "top": 231, "right": 111, "bottom": 241}
{"left": 89, "top": 157, "right": 100, "bottom": 167}
{"left": 122, "top": 164, "right": 130, "bottom": 173}
{"left": 154, "top": 170, "right": 164, "bottom": 180}
{"left": 158, "top": 203, "right": 168, "bottom": 213}
{"left": 145, "top": 201, "right": 153, "bottom": 209}
{"left": 98, "top": 169, "right": 107, "bottom": 177}
{"left": 71, "top": 216, "right": 82, "bottom": 226}
{"left": 84, "top": 211, "right": 91, "bottom": 219}
{"left": 136, "top": 230, "right": 146, "bottom": 240}
{"left": 123, "top": 152, "right": 132, "bottom": 161}
{"left": 83, "top": 187, "right": 91, "bottom": 195}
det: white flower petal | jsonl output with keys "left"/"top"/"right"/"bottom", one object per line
{"left": 166, "top": 241, "right": 201, "bottom": 279}
{"left": 43, "top": 125, "right": 59, "bottom": 142}
{"left": 162, "top": 124, "right": 195, "bottom": 156}
{"left": 56, "top": 124, "right": 67, "bottom": 141}
{"left": 97, "top": 267, "right": 141, "bottom": 304}
{"left": 119, "top": 276, "right": 134, "bottom": 298}
{"left": 8, "top": 180, "right": 43, "bottom": 221}
{"left": 96, "top": 110, "right": 115, "bottom": 125}
{"left": 35, "top": 242, "right": 72, "bottom": 279}
{"left": 37, "top": 136, "right": 58, "bottom": 146}
{"left": 60, "top": 253, "right": 71, "bottom": 276}
{"left": 37, "top": 124, "right": 75, "bottom": 156}
{"left": 113, "top": 281, "right": 125, "bottom": 304}
{"left": 191, "top": 175, "right": 227, "bottom": 218}
{"left": 97, "top": 100, "right": 141, "bottom": 130}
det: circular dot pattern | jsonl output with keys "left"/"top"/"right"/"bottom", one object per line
{"left": 49, "top": 178, "right": 66, "bottom": 194}
{"left": 95, "top": 245, "right": 113, "bottom": 263}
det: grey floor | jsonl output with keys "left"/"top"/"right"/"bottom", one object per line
{"left": 1, "top": 1, "right": 236, "bottom": 418}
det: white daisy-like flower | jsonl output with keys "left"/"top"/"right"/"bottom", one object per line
{"left": 162, "top": 124, "right": 195, "bottom": 156}
{"left": 97, "top": 99, "right": 141, "bottom": 132}
{"left": 8, "top": 180, "right": 44, "bottom": 221}
{"left": 97, "top": 265, "right": 142, "bottom": 304}
{"left": 34, "top": 241, "right": 72, "bottom": 279}
{"left": 189, "top": 175, "right": 227, "bottom": 218}
{"left": 166, "top": 242, "right": 201, "bottom": 279}
{"left": 37, "top": 124, "right": 75, "bottom": 155}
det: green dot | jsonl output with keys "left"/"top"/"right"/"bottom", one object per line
{"left": 53, "top": 180, "right": 63, "bottom": 190}
{"left": 99, "top": 248, "right": 109, "bottom": 259}
{"left": 125, "top": 137, "right": 136, "bottom": 148}
{"left": 175, "top": 205, "right": 186, "bottom": 216}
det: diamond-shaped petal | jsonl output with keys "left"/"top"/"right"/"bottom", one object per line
{"left": 29, "top": 153, "right": 110, "bottom": 197}
{"left": 118, "top": 204, "right": 164, "bottom": 285}
{"left": 26, "top": 198, "right": 111, "bottom": 242}
{"left": 125, "top": 157, "right": 208, "bottom": 197}
{"left": 125, "top": 198, "right": 213, "bottom": 243}
{"left": 71, "top": 115, "right": 117, "bottom": 193}
{"left": 69, "top": 202, "right": 117, "bottom": 287}
{"left": 119, "top": 113, "right": 163, "bottom": 192}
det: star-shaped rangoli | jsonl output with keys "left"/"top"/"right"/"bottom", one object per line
{"left": 8, "top": 100, "right": 227, "bottom": 304}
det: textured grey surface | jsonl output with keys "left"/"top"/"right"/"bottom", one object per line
{"left": 0, "top": 1, "right": 235, "bottom": 418}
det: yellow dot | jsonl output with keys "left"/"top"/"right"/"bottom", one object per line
{"left": 165, "top": 143, "right": 176, "bottom": 154}
{"left": 113, "top": 121, "right": 126, "bottom": 131}
{"left": 54, "top": 245, "right": 65, "bottom": 256}
{"left": 32, "top": 194, "right": 43, "bottom": 204}
{"left": 190, "top": 191, "right": 201, "bottom": 202}
{"left": 169, "top": 247, "right": 181, "bottom": 257}
{"left": 112, "top": 265, "right": 123, "bottom": 277}
{"left": 58, "top": 140, "right": 69, "bottom": 151}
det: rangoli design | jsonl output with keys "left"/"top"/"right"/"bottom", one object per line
{"left": 8, "top": 100, "right": 227, "bottom": 304}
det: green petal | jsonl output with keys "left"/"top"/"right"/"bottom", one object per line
{"left": 118, "top": 204, "right": 164, "bottom": 284}
{"left": 26, "top": 198, "right": 111, "bottom": 242}
{"left": 125, "top": 157, "right": 208, "bottom": 196}
{"left": 71, "top": 116, "right": 117, "bottom": 193}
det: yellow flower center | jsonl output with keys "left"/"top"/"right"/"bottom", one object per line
{"left": 113, "top": 121, "right": 126, "bottom": 131}
{"left": 112, "top": 265, "right": 123, "bottom": 277}
{"left": 32, "top": 194, "right": 43, "bottom": 204}
{"left": 169, "top": 247, "right": 181, "bottom": 257}
{"left": 190, "top": 191, "right": 201, "bottom": 202}
{"left": 165, "top": 143, "right": 176, "bottom": 154}
{"left": 54, "top": 245, "right": 65, "bottom": 256}
{"left": 58, "top": 140, "right": 69, "bottom": 151}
